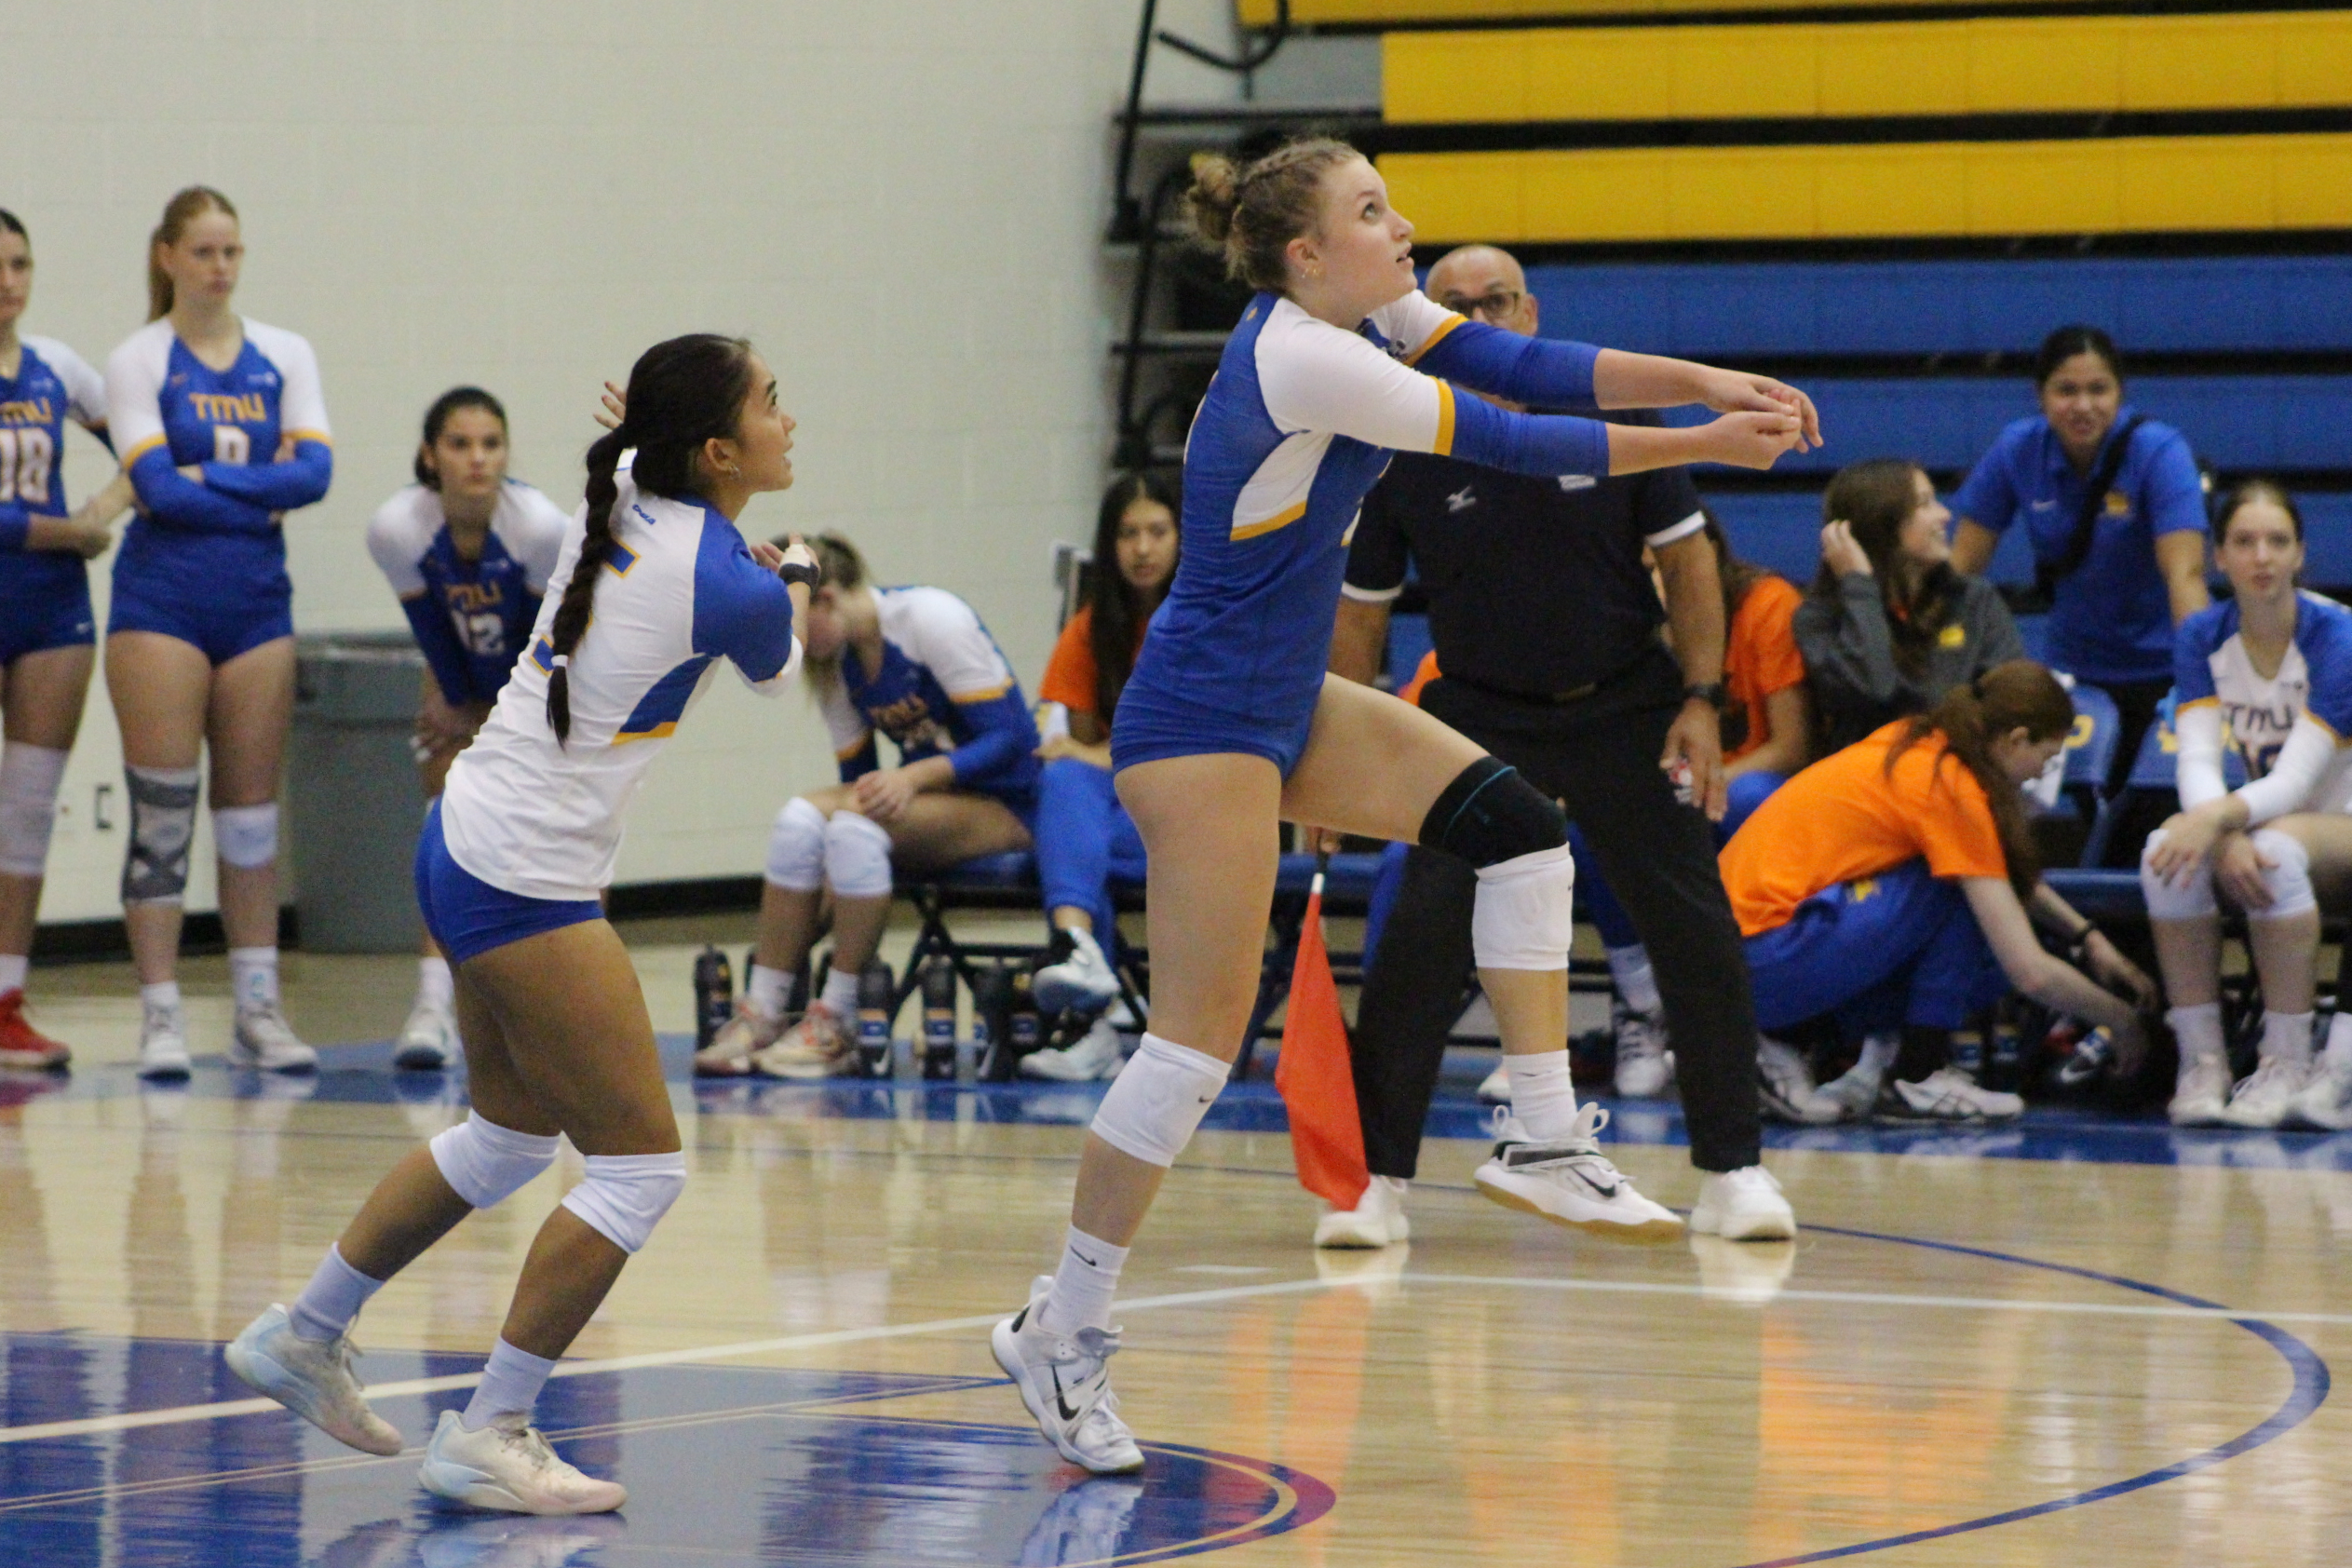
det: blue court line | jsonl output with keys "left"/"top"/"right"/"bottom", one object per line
{"left": 1726, "top": 1223, "right": 2332, "bottom": 1568}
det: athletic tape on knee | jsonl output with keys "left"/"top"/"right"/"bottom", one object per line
{"left": 2140, "top": 829, "right": 2220, "bottom": 921}
{"left": 1088, "top": 1032, "right": 1229, "bottom": 1168}
{"left": 1420, "top": 757, "right": 1568, "bottom": 870}
{"left": 429, "top": 1111, "right": 561, "bottom": 1210}
{"left": 0, "top": 744, "right": 68, "bottom": 878}
{"left": 560, "top": 1150, "right": 688, "bottom": 1255}
{"left": 122, "top": 765, "right": 201, "bottom": 906}
{"left": 823, "top": 809, "right": 894, "bottom": 899}
{"left": 1472, "top": 844, "right": 1576, "bottom": 970}
{"left": 212, "top": 802, "right": 279, "bottom": 870}
{"left": 764, "top": 797, "right": 828, "bottom": 891}
{"left": 2248, "top": 828, "right": 2318, "bottom": 921}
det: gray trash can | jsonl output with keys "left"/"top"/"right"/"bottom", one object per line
{"left": 288, "top": 630, "right": 426, "bottom": 953}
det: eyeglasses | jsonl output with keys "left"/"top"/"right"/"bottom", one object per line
{"left": 1437, "top": 288, "right": 1523, "bottom": 320}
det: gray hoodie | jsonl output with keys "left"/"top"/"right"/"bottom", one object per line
{"left": 1795, "top": 570, "right": 2026, "bottom": 754}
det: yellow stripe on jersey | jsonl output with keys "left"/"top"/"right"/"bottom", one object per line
{"left": 951, "top": 681, "right": 1016, "bottom": 704}
{"left": 2176, "top": 696, "right": 2221, "bottom": 710}
{"left": 837, "top": 732, "right": 874, "bottom": 761}
{"left": 613, "top": 722, "right": 679, "bottom": 745}
{"left": 1401, "top": 313, "right": 1467, "bottom": 367}
{"left": 283, "top": 427, "right": 333, "bottom": 447}
{"left": 1233, "top": 499, "right": 1310, "bottom": 542}
{"left": 122, "top": 434, "right": 169, "bottom": 466}
{"left": 1433, "top": 381, "right": 1458, "bottom": 456}
{"left": 2305, "top": 709, "right": 2345, "bottom": 743}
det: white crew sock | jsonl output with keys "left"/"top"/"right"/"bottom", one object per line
{"left": 0, "top": 954, "right": 26, "bottom": 994}
{"left": 2260, "top": 1009, "right": 2316, "bottom": 1067}
{"left": 747, "top": 963, "right": 795, "bottom": 1021}
{"left": 417, "top": 955, "right": 453, "bottom": 1011}
{"left": 289, "top": 1243, "right": 385, "bottom": 1342}
{"left": 461, "top": 1337, "right": 561, "bottom": 1431}
{"left": 2323, "top": 1011, "right": 2352, "bottom": 1071}
{"left": 819, "top": 966, "right": 862, "bottom": 1018}
{"left": 140, "top": 980, "right": 182, "bottom": 1012}
{"left": 1852, "top": 1033, "right": 1899, "bottom": 1081}
{"left": 1040, "top": 1223, "right": 1129, "bottom": 1335}
{"left": 229, "top": 947, "right": 279, "bottom": 1013}
{"left": 2168, "top": 1002, "right": 2226, "bottom": 1064}
{"left": 1603, "top": 944, "right": 1661, "bottom": 1016}
{"left": 1505, "top": 1048, "right": 1579, "bottom": 1142}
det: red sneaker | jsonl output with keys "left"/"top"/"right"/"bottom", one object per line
{"left": 0, "top": 989, "right": 71, "bottom": 1072}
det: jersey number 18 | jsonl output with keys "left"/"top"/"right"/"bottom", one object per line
{"left": 0, "top": 427, "right": 55, "bottom": 504}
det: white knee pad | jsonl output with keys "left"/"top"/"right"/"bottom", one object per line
{"left": 1471, "top": 843, "right": 1576, "bottom": 970}
{"left": 213, "top": 802, "right": 279, "bottom": 869}
{"left": 2140, "top": 829, "right": 2220, "bottom": 921}
{"left": 823, "top": 809, "right": 894, "bottom": 899}
{"left": 122, "top": 764, "right": 201, "bottom": 905}
{"left": 764, "top": 797, "right": 828, "bottom": 891}
{"left": 429, "top": 1111, "right": 561, "bottom": 1210}
{"left": 560, "top": 1150, "right": 688, "bottom": 1255}
{"left": 1088, "top": 1032, "right": 1228, "bottom": 1168}
{"left": 2248, "top": 829, "right": 2318, "bottom": 921}
{"left": 0, "top": 744, "right": 68, "bottom": 877}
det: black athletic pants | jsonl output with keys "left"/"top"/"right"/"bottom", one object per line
{"left": 1351, "top": 646, "right": 1764, "bottom": 1177}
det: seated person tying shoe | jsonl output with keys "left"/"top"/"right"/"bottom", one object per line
{"left": 1020, "top": 473, "right": 1178, "bottom": 1082}
{"left": 2141, "top": 481, "right": 2352, "bottom": 1130}
{"left": 696, "top": 533, "right": 1038, "bottom": 1077}
{"left": 1730, "top": 660, "right": 2155, "bottom": 1124}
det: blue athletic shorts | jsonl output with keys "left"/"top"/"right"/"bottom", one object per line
{"left": 1111, "top": 683, "right": 1318, "bottom": 778}
{"left": 109, "top": 574, "right": 293, "bottom": 667}
{"left": 414, "top": 802, "right": 603, "bottom": 965}
{"left": 0, "top": 585, "right": 97, "bottom": 666}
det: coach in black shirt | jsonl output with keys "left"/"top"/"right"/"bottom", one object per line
{"left": 1325, "top": 244, "right": 1790, "bottom": 1241}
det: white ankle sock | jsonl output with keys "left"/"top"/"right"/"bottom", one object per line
{"left": 819, "top": 966, "right": 862, "bottom": 1018}
{"left": 1852, "top": 1034, "right": 1899, "bottom": 1081}
{"left": 229, "top": 947, "right": 279, "bottom": 1012}
{"left": 417, "top": 955, "right": 453, "bottom": 1010}
{"left": 141, "top": 980, "right": 182, "bottom": 1012}
{"left": 289, "top": 1243, "right": 385, "bottom": 1342}
{"left": 2261, "top": 1009, "right": 2315, "bottom": 1066}
{"left": 747, "top": 963, "right": 794, "bottom": 1020}
{"left": 1041, "top": 1224, "right": 1129, "bottom": 1335}
{"left": 2169, "top": 1002, "right": 2226, "bottom": 1064}
{"left": 0, "top": 954, "right": 26, "bottom": 994}
{"left": 1505, "top": 1048, "right": 1579, "bottom": 1141}
{"left": 461, "top": 1337, "right": 560, "bottom": 1431}
{"left": 1604, "top": 944, "right": 1660, "bottom": 1016}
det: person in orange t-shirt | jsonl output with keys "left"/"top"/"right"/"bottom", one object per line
{"left": 1725, "top": 660, "right": 2152, "bottom": 1124}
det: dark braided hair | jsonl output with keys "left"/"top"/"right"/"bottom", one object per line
{"left": 547, "top": 332, "right": 756, "bottom": 745}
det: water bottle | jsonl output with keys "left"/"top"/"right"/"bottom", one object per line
{"left": 921, "top": 960, "right": 959, "bottom": 1080}
{"left": 2057, "top": 1025, "right": 2115, "bottom": 1088}
{"left": 1951, "top": 1030, "right": 1985, "bottom": 1080}
{"left": 693, "top": 945, "right": 734, "bottom": 1049}
{"left": 972, "top": 964, "right": 1012, "bottom": 1081}
{"left": 1008, "top": 966, "right": 1043, "bottom": 1063}
{"left": 856, "top": 961, "right": 896, "bottom": 1077}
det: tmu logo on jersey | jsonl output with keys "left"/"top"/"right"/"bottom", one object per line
{"left": 869, "top": 694, "right": 945, "bottom": 752}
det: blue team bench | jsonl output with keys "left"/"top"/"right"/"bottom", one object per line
{"left": 1523, "top": 256, "right": 2352, "bottom": 359}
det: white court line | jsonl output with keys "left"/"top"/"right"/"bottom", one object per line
{"left": 4, "top": 1269, "right": 2339, "bottom": 1449}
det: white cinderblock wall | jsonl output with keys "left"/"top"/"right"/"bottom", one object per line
{"left": 10, "top": 0, "right": 1243, "bottom": 922}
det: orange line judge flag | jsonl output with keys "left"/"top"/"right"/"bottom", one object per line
{"left": 1275, "top": 866, "right": 1371, "bottom": 1210}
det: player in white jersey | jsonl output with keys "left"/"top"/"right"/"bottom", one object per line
{"left": 226, "top": 335, "right": 818, "bottom": 1516}
{"left": 365, "top": 387, "right": 567, "bottom": 1068}
{"left": 2142, "top": 481, "right": 2352, "bottom": 1129}
{"left": 0, "top": 208, "right": 138, "bottom": 1070}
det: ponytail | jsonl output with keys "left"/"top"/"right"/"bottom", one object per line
{"left": 544, "top": 331, "right": 757, "bottom": 745}
{"left": 1886, "top": 659, "right": 2074, "bottom": 899}
{"left": 147, "top": 185, "right": 237, "bottom": 321}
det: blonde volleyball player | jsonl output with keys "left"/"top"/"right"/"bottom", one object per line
{"left": 226, "top": 334, "right": 818, "bottom": 1515}
{"left": 988, "top": 137, "right": 1818, "bottom": 1473}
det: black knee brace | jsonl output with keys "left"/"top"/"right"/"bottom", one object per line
{"left": 1419, "top": 757, "right": 1567, "bottom": 869}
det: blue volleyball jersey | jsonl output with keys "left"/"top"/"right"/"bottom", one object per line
{"left": 2174, "top": 590, "right": 2352, "bottom": 809}
{"left": 821, "top": 585, "right": 1039, "bottom": 798}
{"left": 105, "top": 318, "right": 331, "bottom": 602}
{"left": 0, "top": 334, "right": 108, "bottom": 599}
{"left": 367, "top": 480, "right": 569, "bottom": 706}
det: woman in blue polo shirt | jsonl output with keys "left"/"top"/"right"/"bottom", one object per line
{"left": 1948, "top": 325, "right": 2208, "bottom": 774}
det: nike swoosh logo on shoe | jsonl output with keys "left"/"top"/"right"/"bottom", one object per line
{"left": 1050, "top": 1365, "right": 1083, "bottom": 1423}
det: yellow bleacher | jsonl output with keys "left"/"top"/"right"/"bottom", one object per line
{"left": 1237, "top": 0, "right": 2053, "bottom": 21}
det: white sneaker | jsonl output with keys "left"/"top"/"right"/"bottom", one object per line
{"left": 1758, "top": 1037, "right": 1843, "bottom": 1124}
{"left": 394, "top": 997, "right": 455, "bottom": 1071}
{"left": 990, "top": 1276, "right": 1144, "bottom": 1475}
{"left": 1875, "top": 1067, "right": 2023, "bottom": 1123}
{"left": 2169, "top": 1052, "right": 2233, "bottom": 1127}
{"left": 1473, "top": 1104, "right": 1683, "bottom": 1243}
{"left": 2221, "top": 1055, "right": 2310, "bottom": 1129}
{"left": 1475, "top": 1060, "right": 1511, "bottom": 1104}
{"left": 1034, "top": 927, "right": 1121, "bottom": 1018}
{"left": 231, "top": 1004, "right": 318, "bottom": 1073}
{"left": 1020, "top": 1015, "right": 1126, "bottom": 1081}
{"left": 138, "top": 1001, "right": 193, "bottom": 1080}
{"left": 749, "top": 1003, "right": 859, "bottom": 1079}
{"left": 695, "top": 1000, "right": 785, "bottom": 1078}
{"left": 1612, "top": 1003, "right": 1674, "bottom": 1098}
{"left": 1690, "top": 1165, "right": 1796, "bottom": 1240}
{"left": 1812, "top": 1059, "right": 1886, "bottom": 1121}
{"left": 1313, "top": 1175, "right": 1409, "bottom": 1249}
{"left": 2285, "top": 1053, "right": 2352, "bottom": 1130}
{"left": 417, "top": 1408, "right": 627, "bottom": 1515}
{"left": 223, "top": 1304, "right": 405, "bottom": 1455}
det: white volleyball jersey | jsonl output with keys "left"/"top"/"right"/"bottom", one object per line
{"left": 440, "top": 476, "right": 802, "bottom": 900}
{"left": 2174, "top": 590, "right": 2352, "bottom": 814}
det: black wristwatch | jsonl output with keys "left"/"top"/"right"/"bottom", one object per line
{"left": 2065, "top": 926, "right": 2098, "bottom": 963}
{"left": 777, "top": 560, "right": 822, "bottom": 590}
{"left": 1683, "top": 682, "right": 1728, "bottom": 708}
